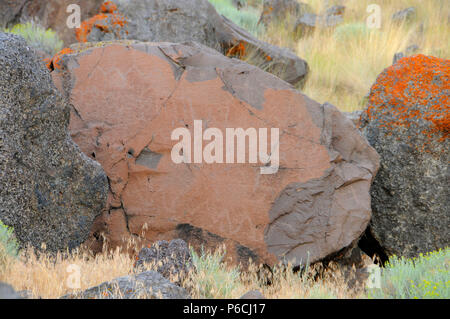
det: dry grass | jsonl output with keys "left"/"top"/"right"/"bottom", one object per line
{"left": 0, "top": 241, "right": 365, "bottom": 299}
{"left": 0, "top": 245, "right": 135, "bottom": 299}
{"left": 236, "top": 0, "right": 449, "bottom": 111}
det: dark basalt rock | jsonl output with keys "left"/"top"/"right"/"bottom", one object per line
{"left": 0, "top": 32, "right": 108, "bottom": 252}
{"left": 360, "top": 54, "right": 449, "bottom": 258}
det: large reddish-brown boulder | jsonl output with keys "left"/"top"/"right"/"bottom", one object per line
{"left": 52, "top": 41, "right": 379, "bottom": 267}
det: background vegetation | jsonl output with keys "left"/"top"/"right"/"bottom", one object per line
{"left": 209, "top": 0, "right": 449, "bottom": 111}
{"left": 2, "top": 22, "right": 63, "bottom": 57}
{"left": 1, "top": 233, "right": 448, "bottom": 299}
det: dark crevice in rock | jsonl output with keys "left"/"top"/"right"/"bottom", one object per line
{"left": 358, "top": 227, "right": 388, "bottom": 266}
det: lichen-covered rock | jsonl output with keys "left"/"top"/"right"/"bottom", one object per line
{"left": 360, "top": 54, "right": 449, "bottom": 258}
{"left": 135, "top": 239, "right": 193, "bottom": 285}
{"left": 74, "top": 0, "right": 309, "bottom": 87}
{"left": 52, "top": 41, "right": 379, "bottom": 267}
{"left": 61, "top": 271, "right": 190, "bottom": 299}
{"left": 0, "top": 33, "right": 108, "bottom": 252}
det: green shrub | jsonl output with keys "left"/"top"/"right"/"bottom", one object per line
{"left": 3, "top": 22, "right": 63, "bottom": 56}
{"left": 188, "top": 246, "right": 242, "bottom": 298}
{"left": 209, "top": 0, "right": 264, "bottom": 36}
{"left": 333, "top": 23, "right": 372, "bottom": 42}
{"left": 0, "top": 220, "right": 20, "bottom": 270}
{"left": 368, "top": 248, "right": 450, "bottom": 299}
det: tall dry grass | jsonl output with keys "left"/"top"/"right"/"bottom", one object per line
{"left": 0, "top": 245, "right": 135, "bottom": 299}
{"left": 0, "top": 241, "right": 365, "bottom": 299}
{"left": 235, "top": 0, "right": 449, "bottom": 111}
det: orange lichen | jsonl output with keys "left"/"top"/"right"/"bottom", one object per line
{"left": 75, "top": 1, "right": 127, "bottom": 43}
{"left": 226, "top": 41, "right": 247, "bottom": 59}
{"left": 100, "top": 1, "right": 118, "bottom": 14}
{"left": 46, "top": 47, "right": 74, "bottom": 71}
{"left": 364, "top": 54, "right": 450, "bottom": 149}
{"left": 75, "top": 13, "right": 108, "bottom": 42}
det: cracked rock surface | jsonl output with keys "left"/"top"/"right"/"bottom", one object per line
{"left": 53, "top": 41, "right": 379, "bottom": 266}
{"left": 0, "top": 33, "right": 108, "bottom": 252}
{"left": 79, "top": 0, "right": 309, "bottom": 88}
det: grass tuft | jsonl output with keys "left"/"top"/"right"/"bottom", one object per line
{"left": 3, "top": 22, "right": 63, "bottom": 57}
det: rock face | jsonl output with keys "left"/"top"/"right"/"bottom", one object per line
{"left": 0, "top": 0, "right": 104, "bottom": 46}
{"left": 360, "top": 54, "right": 449, "bottom": 258}
{"left": 344, "top": 111, "right": 363, "bottom": 127}
{"left": 0, "top": 33, "right": 108, "bottom": 252}
{"left": 52, "top": 41, "right": 379, "bottom": 267}
{"left": 75, "top": 0, "right": 309, "bottom": 88}
{"left": 135, "top": 239, "right": 193, "bottom": 284}
{"left": 61, "top": 271, "right": 190, "bottom": 299}
{"left": 0, "top": 0, "right": 28, "bottom": 28}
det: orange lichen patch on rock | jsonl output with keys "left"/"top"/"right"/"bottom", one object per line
{"left": 46, "top": 47, "right": 74, "bottom": 71}
{"left": 75, "top": 13, "right": 108, "bottom": 43}
{"left": 43, "top": 57, "right": 52, "bottom": 70}
{"left": 75, "top": 1, "right": 127, "bottom": 43}
{"left": 100, "top": 1, "right": 118, "bottom": 14}
{"left": 226, "top": 41, "right": 247, "bottom": 59}
{"left": 364, "top": 54, "right": 450, "bottom": 146}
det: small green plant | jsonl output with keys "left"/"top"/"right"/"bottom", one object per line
{"left": 3, "top": 22, "right": 63, "bottom": 56}
{"left": 188, "top": 246, "right": 242, "bottom": 298}
{"left": 368, "top": 248, "right": 450, "bottom": 299}
{"left": 209, "top": 0, "right": 264, "bottom": 36}
{"left": 0, "top": 220, "right": 20, "bottom": 270}
{"left": 333, "top": 23, "right": 372, "bottom": 42}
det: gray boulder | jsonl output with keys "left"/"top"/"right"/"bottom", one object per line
{"left": 240, "top": 290, "right": 265, "bottom": 299}
{"left": 61, "top": 271, "right": 190, "bottom": 299}
{"left": 294, "top": 5, "right": 345, "bottom": 37}
{"left": 360, "top": 54, "right": 449, "bottom": 258}
{"left": 392, "top": 7, "right": 416, "bottom": 23}
{"left": 393, "top": 44, "right": 419, "bottom": 64}
{"left": 0, "top": 0, "right": 27, "bottom": 28}
{"left": 0, "top": 282, "right": 21, "bottom": 299}
{"left": 325, "top": 5, "right": 346, "bottom": 17}
{"left": 81, "top": 0, "right": 309, "bottom": 87}
{"left": 0, "top": 32, "right": 108, "bottom": 252}
{"left": 135, "top": 239, "right": 193, "bottom": 285}
{"left": 258, "top": 0, "right": 312, "bottom": 26}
